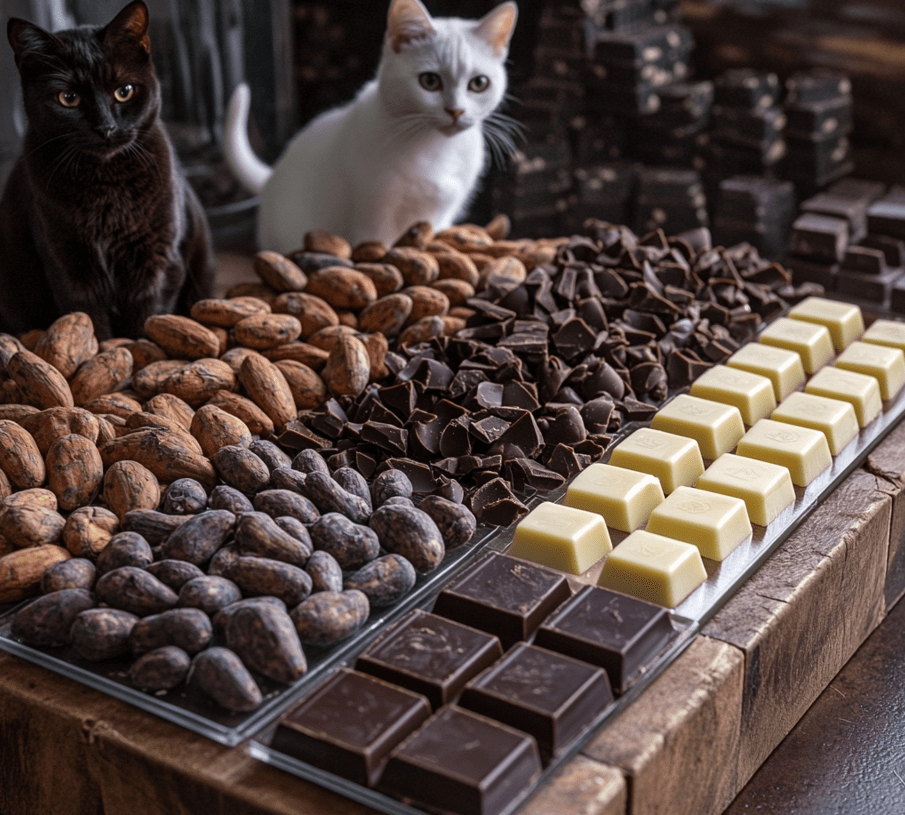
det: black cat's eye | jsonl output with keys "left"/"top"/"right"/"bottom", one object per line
{"left": 418, "top": 72, "right": 442, "bottom": 92}
{"left": 468, "top": 75, "right": 490, "bottom": 93}
{"left": 58, "top": 90, "right": 80, "bottom": 108}
{"left": 114, "top": 85, "right": 136, "bottom": 103}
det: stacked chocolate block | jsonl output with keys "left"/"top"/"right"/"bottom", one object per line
{"left": 780, "top": 70, "right": 855, "bottom": 195}
{"left": 701, "top": 69, "right": 786, "bottom": 198}
{"left": 784, "top": 179, "right": 905, "bottom": 308}
{"left": 490, "top": 0, "right": 588, "bottom": 237}
{"left": 712, "top": 176, "right": 796, "bottom": 260}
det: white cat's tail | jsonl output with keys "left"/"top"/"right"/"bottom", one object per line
{"left": 223, "top": 82, "right": 272, "bottom": 195}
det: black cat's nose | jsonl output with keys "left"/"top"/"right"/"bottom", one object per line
{"left": 95, "top": 125, "right": 116, "bottom": 140}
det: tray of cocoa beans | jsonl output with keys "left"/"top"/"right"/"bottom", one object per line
{"left": 0, "top": 217, "right": 901, "bottom": 753}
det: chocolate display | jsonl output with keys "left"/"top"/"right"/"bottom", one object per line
{"left": 459, "top": 642, "right": 613, "bottom": 758}
{"left": 355, "top": 610, "right": 503, "bottom": 710}
{"left": 431, "top": 552, "right": 571, "bottom": 649}
{"left": 270, "top": 668, "right": 431, "bottom": 786}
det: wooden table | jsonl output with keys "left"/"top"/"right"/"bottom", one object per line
{"left": 1, "top": 416, "right": 903, "bottom": 815}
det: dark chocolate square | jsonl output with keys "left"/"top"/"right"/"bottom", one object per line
{"left": 270, "top": 668, "right": 431, "bottom": 787}
{"left": 459, "top": 643, "right": 613, "bottom": 758}
{"left": 355, "top": 610, "right": 502, "bottom": 710}
{"left": 432, "top": 552, "right": 571, "bottom": 649}
{"left": 534, "top": 584, "right": 674, "bottom": 694}
{"left": 377, "top": 706, "right": 542, "bottom": 815}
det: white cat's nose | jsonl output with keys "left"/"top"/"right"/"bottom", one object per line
{"left": 445, "top": 107, "right": 465, "bottom": 123}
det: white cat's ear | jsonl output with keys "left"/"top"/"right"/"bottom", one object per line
{"left": 386, "top": 0, "right": 436, "bottom": 53}
{"left": 475, "top": 2, "right": 518, "bottom": 57}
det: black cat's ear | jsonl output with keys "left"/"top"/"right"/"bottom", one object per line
{"left": 7, "top": 18, "right": 61, "bottom": 67}
{"left": 103, "top": 0, "right": 151, "bottom": 54}
{"left": 386, "top": 0, "right": 436, "bottom": 53}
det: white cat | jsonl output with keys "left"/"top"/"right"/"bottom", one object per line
{"left": 224, "top": 0, "right": 518, "bottom": 253}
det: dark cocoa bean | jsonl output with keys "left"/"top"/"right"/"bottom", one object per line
{"left": 343, "top": 554, "right": 417, "bottom": 608}
{"left": 95, "top": 567, "right": 179, "bottom": 617}
{"left": 305, "top": 550, "right": 343, "bottom": 593}
{"left": 290, "top": 590, "right": 369, "bottom": 647}
{"left": 211, "top": 445, "right": 271, "bottom": 496}
{"left": 178, "top": 575, "right": 242, "bottom": 616}
{"left": 369, "top": 504, "right": 445, "bottom": 573}
{"left": 70, "top": 607, "right": 139, "bottom": 660}
{"left": 95, "top": 531, "right": 153, "bottom": 575}
{"left": 372, "top": 469, "right": 414, "bottom": 505}
{"left": 235, "top": 512, "right": 311, "bottom": 567}
{"left": 146, "top": 559, "right": 205, "bottom": 591}
{"left": 40, "top": 558, "right": 96, "bottom": 593}
{"left": 208, "top": 485, "right": 254, "bottom": 514}
{"left": 309, "top": 512, "right": 379, "bottom": 570}
{"left": 130, "top": 645, "right": 191, "bottom": 691}
{"left": 160, "top": 509, "right": 236, "bottom": 567}
{"left": 130, "top": 607, "right": 213, "bottom": 656}
{"left": 161, "top": 478, "right": 208, "bottom": 515}
{"left": 189, "top": 647, "right": 263, "bottom": 711}
{"left": 418, "top": 495, "right": 477, "bottom": 549}
{"left": 226, "top": 556, "right": 313, "bottom": 607}
{"left": 252, "top": 488, "right": 319, "bottom": 524}
{"left": 11, "top": 587, "right": 96, "bottom": 647}
{"left": 302, "top": 471, "right": 370, "bottom": 523}
{"left": 224, "top": 602, "right": 307, "bottom": 684}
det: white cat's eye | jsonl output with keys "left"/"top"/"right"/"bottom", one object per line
{"left": 468, "top": 75, "right": 490, "bottom": 93}
{"left": 418, "top": 72, "right": 442, "bottom": 92}
{"left": 114, "top": 85, "right": 136, "bottom": 103}
{"left": 58, "top": 90, "right": 80, "bottom": 108}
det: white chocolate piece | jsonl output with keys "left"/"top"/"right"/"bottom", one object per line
{"left": 608, "top": 427, "right": 704, "bottom": 495}
{"left": 861, "top": 319, "right": 905, "bottom": 353}
{"left": 597, "top": 530, "right": 707, "bottom": 608}
{"left": 771, "top": 391, "right": 859, "bottom": 455}
{"left": 689, "top": 364, "right": 777, "bottom": 426}
{"left": 510, "top": 501, "right": 612, "bottom": 575}
{"left": 563, "top": 463, "right": 664, "bottom": 533}
{"left": 646, "top": 486, "right": 751, "bottom": 562}
{"left": 787, "top": 296, "right": 864, "bottom": 352}
{"left": 805, "top": 366, "right": 882, "bottom": 427}
{"left": 726, "top": 342, "right": 806, "bottom": 401}
{"left": 695, "top": 453, "right": 795, "bottom": 527}
{"left": 651, "top": 394, "right": 744, "bottom": 460}
{"left": 735, "top": 419, "right": 832, "bottom": 487}
{"left": 833, "top": 341, "right": 905, "bottom": 401}
{"left": 758, "top": 317, "right": 835, "bottom": 374}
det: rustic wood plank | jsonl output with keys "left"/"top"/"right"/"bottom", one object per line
{"left": 517, "top": 755, "right": 627, "bottom": 815}
{"left": 865, "top": 419, "right": 905, "bottom": 608}
{"left": 581, "top": 636, "right": 744, "bottom": 815}
{"left": 702, "top": 468, "right": 890, "bottom": 786}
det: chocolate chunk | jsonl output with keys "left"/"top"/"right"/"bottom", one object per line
{"left": 356, "top": 610, "right": 502, "bottom": 710}
{"left": 377, "top": 706, "right": 542, "bottom": 815}
{"left": 460, "top": 642, "right": 613, "bottom": 758}
{"left": 470, "top": 478, "right": 529, "bottom": 526}
{"left": 534, "top": 584, "right": 675, "bottom": 695}
{"left": 270, "top": 668, "right": 431, "bottom": 787}
{"left": 360, "top": 422, "right": 408, "bottom": 455}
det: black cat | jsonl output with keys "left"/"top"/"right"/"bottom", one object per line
{"left": 0, "top": 0, "right": 213, "bottom": 340}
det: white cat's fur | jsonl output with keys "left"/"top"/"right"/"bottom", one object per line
{"left": 224, "top": 0, "right": 518, "bottom": 252}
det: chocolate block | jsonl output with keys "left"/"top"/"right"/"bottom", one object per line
{"left": 432, "top": 553, "right": 571, "bottom": 649}
{"left": 788, "top": 213, "right": 849, "bottom": 263}
{"left": 801, "top": 192, "right": 869, "bottom": 241}
{"left": 785, "top": 96, "right": 852, "bottom": 140}
{"left": 270, "top": 668, "right": 431, "bottom": 787}
{"left": 867, "top": 200, "right": 905, "bottom": 241}
{"left": 836, "top": 267, "right": 904, "bottom": 306}
{"left": 713, "top": 68, "right": 780, "bottom": 110}
{"left": 534, "top": 584, "right": 674, "bottom": 694}
{"left": 842, "top": 246, "right": 888, "bottom": 276}
{"left": 710, "top": 105, "right": 786, "bottom": 149}
{"left": 829, "top": 177, "right": 886, "bottom": 205}
{"left": 784, "top": 69, "right": 852, "bottom": 106}
{"left": 377, "top": 706, "right": 542, "bottom": 815}
{"left": 782, "top": 256, "right": 837, "bottom": 291}
{"left": 356, "top": 610, "right": 502, "bottom": 710}
{"left": 459, "top": 643, "right": 613, "bottom": 758}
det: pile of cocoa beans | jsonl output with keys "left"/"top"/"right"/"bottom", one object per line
{"left": 0, "top": 220, "right": 536, "bottom": 710}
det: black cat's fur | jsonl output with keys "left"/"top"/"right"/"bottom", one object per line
{"left": 0, "top": 0, "right": 213, "bottom": 340}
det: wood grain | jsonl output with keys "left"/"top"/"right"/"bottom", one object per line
{"left": 582, "top": 636, "right": 744, "bottom": 815}
{"left": 865, "top": 419, "right": 905, "bottom": 608}
{"left": 517, "top": 755, "right": 627, "bottom": 815}
{"left": 702, "top": 468, "right": 890, "bottom": 785}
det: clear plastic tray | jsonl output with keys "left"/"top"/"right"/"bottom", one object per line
{"left": 0, "top": 521, "right": 501, "bottom": 746}
{"left": 247, "top": 303, "right": 905, "bottom": 814}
